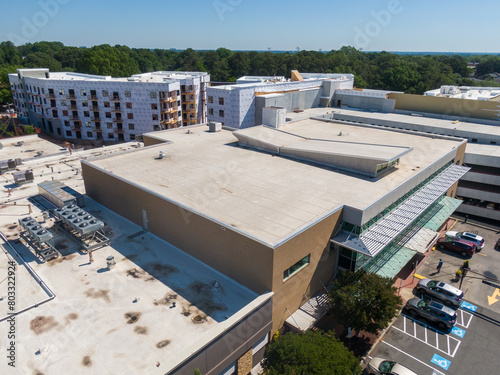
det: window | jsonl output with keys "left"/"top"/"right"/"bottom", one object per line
{"left": 127, "top": 113, "right": 134, "bottom": 119}
{"left": 82, "top": 100, "right": 88, "bottom": 107}
{"left": 105, "top": 112, "right": 111, "bottom": 118}
{"left": 219, "top": 110, "right": 224, "bottom": 117}
{"left": 104, "top": 101, "right": 110, "bottom": 108}
{"left": 208, "top": 96, "right": 213, "bottom": 103}
{"left": 60, "top": 99, "right": 66, "bottom": 106}
{"left": 106, "top": 122, "right": 113, "bottom": 129}
{"left": 252, "top": 333, "right": 269, "bottom": 355}
{"left": 151, "top": 103, "right": 158, "bottom": 110}
{"left": 126, "top": 102, "right": 132, "bottom": 109}
{"left": 85, "top": 121, "right": 91, "bottom": 127}
{"left": 219, "top": 97, "right": 224, "bottom": 105}
{"left": 57, "top": 128, "right": 61, "bottom": 136}
{"left": 84, "top": 111, "right": 90, "bottom": 117}
{"left": 62, "top": 110, "right": 68, "bottom": 117}
{"left": 87, "top": 131, "right": 93, "bottom": 137}
{"left": 64, "top": 120, "right": 70, "bottom": 127}
{"left": 102, "top": 90, "right": 108, "bottom": 97}
{"left": 108, "top": 133, "right": 114, "bottom": 139}
{"left": 66, "top": 130, "right": 72, "bottom": 136}
{"left": 125, "top": 91, "right": 131, "bottom": 98}
{"left": 59, "top": 89, "right": 64, "bottom": 95}
{"left": 80, "top": 89, "right": 87, "bottom": 96}
{"left": 283, "top": 254, "right": 310, "bottom": 280}
{"left": 150, "top": 92, "right": 157, "bottom": 99}
{"left": 208, "top": 108, "right": 214, "bottom": 116}
{"left": 152, "top": 114, "right": 158, "bottom": 120}
{"left": 129, "top": 134, "right": 135, "bottom": 141}
{"left": 128, "top": 123, "right": 135, "bottom": 130}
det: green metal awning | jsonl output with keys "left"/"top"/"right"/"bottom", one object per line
{"left": 367, "top": 245, "right": 416, "bottom": 279}
{"left": 423, "top": 196, "right": 462, "bottom": 231}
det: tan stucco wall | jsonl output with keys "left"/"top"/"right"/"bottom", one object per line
{"left": 389, "top": 93, "right": 500, "bottom": 121}
{"left": 82, "top": 162, "right": 274, "bottom": 294}
{"left": 270, "top": 209, "right": 343, "bottom": 332}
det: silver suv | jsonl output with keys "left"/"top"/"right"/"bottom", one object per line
{"left": 405, "top": 297, "right": 457, "bottom": 330}
{"left": 416, "top": 279, "right": 463, "bottom": 308}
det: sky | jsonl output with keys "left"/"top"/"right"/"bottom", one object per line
{"left": 1, "top": 0, "right": 499, "bottom": 52}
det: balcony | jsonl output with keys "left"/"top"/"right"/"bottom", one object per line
{"left": 66, "top": 94, "right": 76, "bottom": 99}
{"left": 109, "top": 95, "right": 120, "bottom": 101}
{"left": 184, "top": 107, "right": 197, "bottom": 113}
{"left": 93, "top": 127, "right": 103, "bottom": 133}
{"left": 89, "top": 105, "right": 99, "bottom": 111}
{"left": 160, "top": 96, "right": 177, "bottom": 102}
{"left": 111, "top": 108, "right": 122, "bottom": 112}
{"left": 70, "top": 115, "right": 79, "bottom": 120}
{"left": 183, "top": 96, "right": 196, "bottom": 103}
{"left": 71, "top": 125, "right": 82, "bottom": 131}
{"left": 68, "top": 105, "right": 78, "bottom": 110}
{"left": 112, "top": 118, "right": 123, "bottom": 123}
{"left": 91, "top": 117, "right": 101, "bottom": 122}
{"left": 87, "top": 95, "right": 98, "bottom": 100}
{"left": 45, "top": 93, "right": 56, "bottom": 99}
{"left": 114, "top": 128, "right": 125, "bottom": 134}
{"left": 161, "top": 107, "right": 177, "bottom": 113}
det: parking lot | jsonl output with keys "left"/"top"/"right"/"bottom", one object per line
{"left": 367, "top": 219, "right": 500, "bottom": 374}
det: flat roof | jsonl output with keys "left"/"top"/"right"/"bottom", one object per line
{"left": 335, "top": 108, "right": 500, "bottom": 137}
{"left": 0, "top": 138, "right": 262, "bottom": 375}
{"left": 464, "top": 143, "right": 500, "bottom": 157}
{"left": 86, "top": 119, "right": 462, "bottom": 246}
{"left": 11, "top": 70, "right": 207, "bottom": 84}
{"left": 0, "top": 135, "right": 66, "bottom": 161}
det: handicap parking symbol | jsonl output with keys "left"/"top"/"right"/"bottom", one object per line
{"left": 461, "top": 301, "right": 477, "bottom": 312}
{"left": 431, "top": 354, "right": 451, "bottom": 370}
{"left": 451, "top": 327, "right": 466, "bottom": 338}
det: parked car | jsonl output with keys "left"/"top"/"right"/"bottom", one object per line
{"left": 405, "top": 297, "right": 457, "bottom": 330}
{"left": 367, "top": 357, "right": 417, "bottom": 375}
{"left": 446, "top": 231, "right": 484, "bottom": 249}
{"left": 437, "top": 237, "right": 476, "bottom": 257}
{"left": 416, "top": 279, "right": 463, "bottom": 308}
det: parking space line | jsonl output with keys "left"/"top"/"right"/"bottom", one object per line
{"left": 394, "top": 316, "right": 461, "bottom": 357}
{"left": 456, "top": 309, "right": 474, "bottom": 328}
{"left": 381, "top": 341, "right": 445, "bottom": 375}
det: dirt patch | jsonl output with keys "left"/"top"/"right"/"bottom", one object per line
{"left": 134, "top": 326, "right": 148, "bottom": 335}
{"left": 143, "top": 263, "right": 179, "bottom": 278}
{"left": 182, "top": 309, "right": 191, "bottom": 317}
{"left": 8, "top": 225, "right": 17, "bottom": 230}
{"left": 32, "top": 370, "right": 44, "bottom": 375}
{"left": 154, "top": 293, "right": 177, "bottom": 306}
{"left": 84, "top": 288, "right": 111, "bottom": 303}
{"left": 126, "top": 268, "right": 145, "bottom": 279}
{"left": 82, "top": 355, "right": 92, "bottom": 367}
{"left": 54, "top": 240, "right": 69, "bottom": 250}
{"left": 156, "top": 340, "right": 171, "bottom": 348}
{"left": 30, "top": 316, "right": 59, "bottom": 334}
{"left": 191, "top": 315, "right": 207, "bottom": 324}
{"left": 65, "top": 313, "right": 78, "bottom": 324}
{"left": 124, "top": 312, "right": 142, "bottom": 324}
{"left": 47, "top": 253, "right": 76, "bottom": 266}
{"left": 189, "top": 281, "right": 212, "bottom": 295}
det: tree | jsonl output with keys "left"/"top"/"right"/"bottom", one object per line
{"left": 328, "top": 269, "right": 402, "bottom": 335}
{"left": 263, "top": 330, "right": 362, "bottom": 375}
{"left": 194, "top": 369, "right": 202, "bottom": 375}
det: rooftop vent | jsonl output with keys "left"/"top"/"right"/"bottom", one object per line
{"left": 158, "top": 151, "right": 165, "bottom": 159}
{"left": 208, "top": 122, "right": 222, "bottom": 132}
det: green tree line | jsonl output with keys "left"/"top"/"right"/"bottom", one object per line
{"left": 1, "top": 41, "right": 500, "bottom": 104}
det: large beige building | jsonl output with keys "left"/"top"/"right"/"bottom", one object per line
{"left": 82, "top": 116, "right": 468, "bottom": 341}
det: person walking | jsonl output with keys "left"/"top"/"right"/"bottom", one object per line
{"left": 437, "top": 259, "right": 444, "bottom": 273}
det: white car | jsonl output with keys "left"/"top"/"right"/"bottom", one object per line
{"left": 445, "top": 231, "right": 484, "bottom": 249}
{"left": 367, "top": 357, "right": 418, "bottom": 375}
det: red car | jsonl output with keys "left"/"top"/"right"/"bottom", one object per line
{"left": 437, "top": 237, "right": 477, "bottom": 257}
